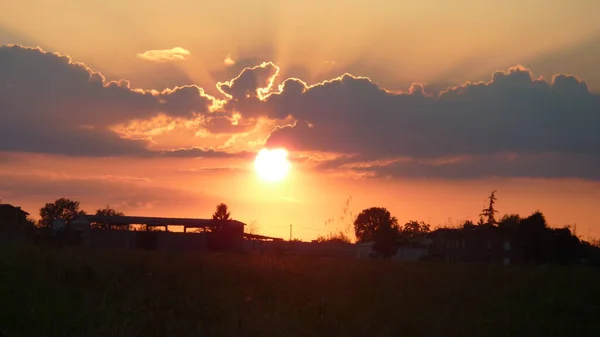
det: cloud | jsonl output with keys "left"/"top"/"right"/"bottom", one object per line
{"left": 224, "top": 54, "right": 236, "bottom": 66}
{"left": 3, "top": 44, "right": 600, "bottom": 180}
{"left": 260, "top": 66, "right": 600, "bottom": 180}
{"left": 136, "top": 47, "right": 191, "bottom": 62}
{"left": 0, "top": 45, "right": 215, "bottom": 156}
{"left": 217, "top": 62, "right": 279, "bottom": 100}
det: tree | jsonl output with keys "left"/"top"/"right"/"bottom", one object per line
{"left": 519, "top": 211, "right": 549, "bottom": 264}
{"left": 245, "top": 220, "right": 260, "bottom": 235}
{"left": 498, "top": 213, "right": 521, "bottom": 231}
{"left": 38, "top": 198, "right": 85, "bottom": 228}
{"left": 461, "top": 220, "right": 476, "bottom": 229}
{"left": 479, "top": 190, "right": 498, "bottom": 225}
{"left": 212, "top": 203, "right": 231, "bottom": 221}
{"left": 354, "top": 207, "right": 400, "bottom": 258}
{"left": 401, "top": 220, "right": 431, "bottom": 238}
{"left": 316, "top": 231, "right": 352, "bottom": 244}
{"left": 210, "top": 203, "right": 231, "bottom": 232}
{"left": 95, "top": 206, "right": 124, "bottom": 217}
{"left": 94, "top": 205, "right": 125, "bottom": 230}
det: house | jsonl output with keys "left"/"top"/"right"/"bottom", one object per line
{"left": 0, "top": 203, "right": 29, "bottom": 228}
{"left": 356, "top": 235, "right": 432, "bottom": 261}
{"left": 429, "top": 226, "right": 521, "bottom": 265}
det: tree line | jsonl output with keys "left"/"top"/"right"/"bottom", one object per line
{"left": 316, "top": 191, "right": 600, "bottom": 265}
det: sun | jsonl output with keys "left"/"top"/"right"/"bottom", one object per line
{"left": 254, "top": 148, "right": 291, "bottom": 182}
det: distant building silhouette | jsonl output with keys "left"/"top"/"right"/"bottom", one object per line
{"left": 430, "top": 226, "right": 520, "bottom": 265}
{"left": 0, "top": 203, "right": 29, "bottom": 228}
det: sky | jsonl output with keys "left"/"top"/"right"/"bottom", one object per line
{"left": 1, "top": 0, "right": 600, "bottom": 241}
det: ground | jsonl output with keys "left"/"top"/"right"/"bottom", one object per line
{"left": 1, "top": 246, "right": 599, "bottom": 337}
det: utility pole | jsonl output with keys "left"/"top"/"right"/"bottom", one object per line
{"left": 289, "top": 224, "right": 292, "bottom": 241}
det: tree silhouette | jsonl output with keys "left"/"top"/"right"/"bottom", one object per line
{"left": 210, "top": 203, "right": 231, "bottom": 232}
{"left": 479, "top": 190, "right": 498, "bottom": 225}
{"left": 212, "top": 203, "right": 231, "bottom": 221}
{"left": 401, "top": 220, "right": 431, "bottom": 238}
{"left": 95, "top": 206, "right": 124, "bottom": 217}
{"left": 94, "top": 205, "right": 125, "bottom": 230}
{"left": 519, "top": 211, "right": 549, "bottom": 264}
{"left": 38, "top": 198, "right": 85, "bottom": 228}
{"left": 498, "top": 213, "right": 521, "bottom": 231}
{"left": 354, "top": 207, "right": 400, "bottom": 257}
{"left": 461, "top": 220, "right": 476, "bottom": 229}
{"left": 245, "top": 220, "right": 260, "bottom": 235}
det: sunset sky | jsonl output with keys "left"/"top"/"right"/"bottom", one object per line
{"left": 1, "top": 0, "right": 600, "bottom": 241}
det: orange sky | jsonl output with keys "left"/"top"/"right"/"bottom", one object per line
{"left": 1, "top": 1, "right": 600, "bottom": 241}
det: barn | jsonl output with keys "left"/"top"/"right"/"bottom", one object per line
{"left": 68, "top": 215, "right": 246, "bottom": 252}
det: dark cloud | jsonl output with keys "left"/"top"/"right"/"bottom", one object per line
{"left": 262, "top": 66, "right": 600, "bottom": 179}
{"left": 217, "top": 62, "right": 278, "bottom": 100}
{"left": 316, "top": 153, "right": 600, "bottom": 181}
{"left": 3, "top": 44, "right": 600, "bottom": 180}
{"left": 215, "top": 62, "right": 279, "bottom": 121}
{"left": 0, "top": 45, "right": 214, "bottom": 156}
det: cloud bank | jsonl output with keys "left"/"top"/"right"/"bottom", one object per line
{"left": 2, "top": 44, "right": 600, "bottom": 180}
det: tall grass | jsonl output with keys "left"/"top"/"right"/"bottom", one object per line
{"left": 1, "top": 246, "right": 600, "bottom": 337}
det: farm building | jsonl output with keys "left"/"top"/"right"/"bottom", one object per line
{"left": 68, "top": 215, "right": 246, "bottom": 252}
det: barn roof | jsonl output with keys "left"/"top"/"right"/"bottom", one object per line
{"left": 70, "top": 215, "right": 245, "bottom": 228}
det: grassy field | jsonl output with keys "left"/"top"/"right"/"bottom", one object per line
{"left": 1, "top": 246, "right": 599, "bottom": 337}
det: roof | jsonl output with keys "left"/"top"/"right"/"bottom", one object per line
{"left": 0, "top": 204, "right": 29, "bottom": 216}
{"left": 70, "top": 215, "right": 245, "bottom": 228}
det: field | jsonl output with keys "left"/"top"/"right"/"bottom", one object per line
{"left": 1, "top": 246, "right": 600, "bottom": 337}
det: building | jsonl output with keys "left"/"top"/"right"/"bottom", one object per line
{"left": 0, "top": 203, "right": 29, "bottom": 228}
{"left": 430, "top": 226, "right": 521, "bottom": 265}
{"left": 68, "top": 215, "right": 246, "bottom": 252}
{"left": 356, "top": 236, "right": 433, "bottom": 261}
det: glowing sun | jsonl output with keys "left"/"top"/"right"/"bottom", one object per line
{"left": 254, "top": 148, "right": 291, "bottom": 182}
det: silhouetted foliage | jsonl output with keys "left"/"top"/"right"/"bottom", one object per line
{"left": 498, "top": 214, "right": 521, "bottom": 231}
{"left": 549, "top": 226, "right": 581, "bottom": 265}
{"left": 479, "top": 190, "right": 498, "bottom": 225}
{"left": 93, "top": 206, "right": 126, "bottom": 230}
{"left": 354, "top": 207, "right": 400, "bottom": 257}
{"left": 461, "top": 220, "right": 476, "bottom": 229}
{"left": 212, "top": 203, "right": 231, "bottom": 221}
{"left": 401, "top": 220, "right": 431, "bottom": 239}
{"left": 95, "top": 206, "right": 124, "bottom": 217}
{"left": 210, "top": 203, "right": 231, "bottom": 232}
{"left": 316, "top": 231, "right": 352, "bottom": 244}
{"left": 518, "top": 211, "right": 552, "bottom": 264}
{"left": 38, "top": 198, "right": 85, "bottom": 229}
